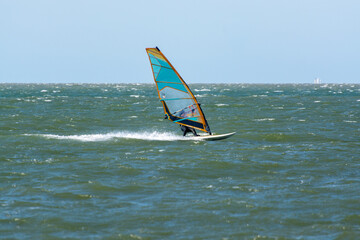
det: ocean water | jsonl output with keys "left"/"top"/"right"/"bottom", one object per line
{"left": 1, "top": 83, "right": 359, "bottom": 239}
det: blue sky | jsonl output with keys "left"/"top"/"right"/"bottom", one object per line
{"left": 1, "top": 0, "right": 359, "bottom": 84}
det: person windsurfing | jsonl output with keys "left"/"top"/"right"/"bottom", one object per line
{"left": 180, "top": 125, "right": 199, "bottom": 136}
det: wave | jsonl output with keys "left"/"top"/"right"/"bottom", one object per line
{"left": 194, "top": 88, "right": 211, "bottom": 92}
{"left": 24, "top": 131, "right": 196, "bottom": 142}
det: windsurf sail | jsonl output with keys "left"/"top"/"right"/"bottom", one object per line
{"left": 146, "top": 47, "right": 211, "bottom": 134}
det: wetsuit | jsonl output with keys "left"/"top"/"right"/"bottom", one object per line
{"left": 180, "top": 125, "right": 199, "bottom": 136}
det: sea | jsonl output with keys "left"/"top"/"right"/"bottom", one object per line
{"left": 1, "top": 83, "right": 359, "bottom": 240}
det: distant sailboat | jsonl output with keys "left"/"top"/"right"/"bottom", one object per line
{"left": 314, "top": 78, "right": 321, "bottom": 84}
{"left": 145, "top": 47, "right": 235, "bottom": 141}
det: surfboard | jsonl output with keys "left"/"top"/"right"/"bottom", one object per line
{"left": 189, "top": 132, "right": 236, "bottom": 141}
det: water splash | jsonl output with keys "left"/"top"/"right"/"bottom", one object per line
{"left": 24, "top": 131, "right": 198, "bottom": 142}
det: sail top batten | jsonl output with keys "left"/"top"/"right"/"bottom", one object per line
{"left": 146, "top": 47, "right": 211, "bottom": 133}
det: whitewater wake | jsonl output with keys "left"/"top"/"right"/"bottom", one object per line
{"left": 24, "top": 131, "right": 199, "bottom": 142}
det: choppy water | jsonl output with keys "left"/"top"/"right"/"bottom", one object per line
{"left": 1, "top": 83, "right": 360, "bottom": 239}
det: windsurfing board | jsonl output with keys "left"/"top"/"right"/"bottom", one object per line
{"left": 188, "top": 132, "right": 236, "bottom": 141}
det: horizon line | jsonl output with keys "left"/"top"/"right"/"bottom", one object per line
{"left": 1, "top": 82, "right": 359, "bottom": 85}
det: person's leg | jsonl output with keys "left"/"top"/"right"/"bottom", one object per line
{"left": 191, "top": 128, "right": 199, "bottom": 136}
{"left": 183, "top": 130, "right": 187, "bottom": 136}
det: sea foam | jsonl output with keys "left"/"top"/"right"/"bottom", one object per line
{"left": 24, "top": 131, "right": 195, "bottom": 142}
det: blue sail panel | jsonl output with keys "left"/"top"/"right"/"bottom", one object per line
{"left": 155, "top": 67, "right": 183, "bottom": 84}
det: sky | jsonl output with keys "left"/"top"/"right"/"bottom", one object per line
{"left": 1, "top": 0, "right": 360, "bottom": 84}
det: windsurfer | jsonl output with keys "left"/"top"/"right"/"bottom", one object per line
{"left": 181, "top": 125, "right": 199, "bottom": 136}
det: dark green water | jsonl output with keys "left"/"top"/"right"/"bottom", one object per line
{"left": 1, "top": 83, "right": 359, "bottom": 239}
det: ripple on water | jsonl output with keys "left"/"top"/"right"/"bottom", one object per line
{"left": 1, "top": 84, "right": 360, "bottom": 239}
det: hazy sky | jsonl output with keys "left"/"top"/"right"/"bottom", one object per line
{"left": 1, "top": 0, "right": 359, "bottom": 84}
